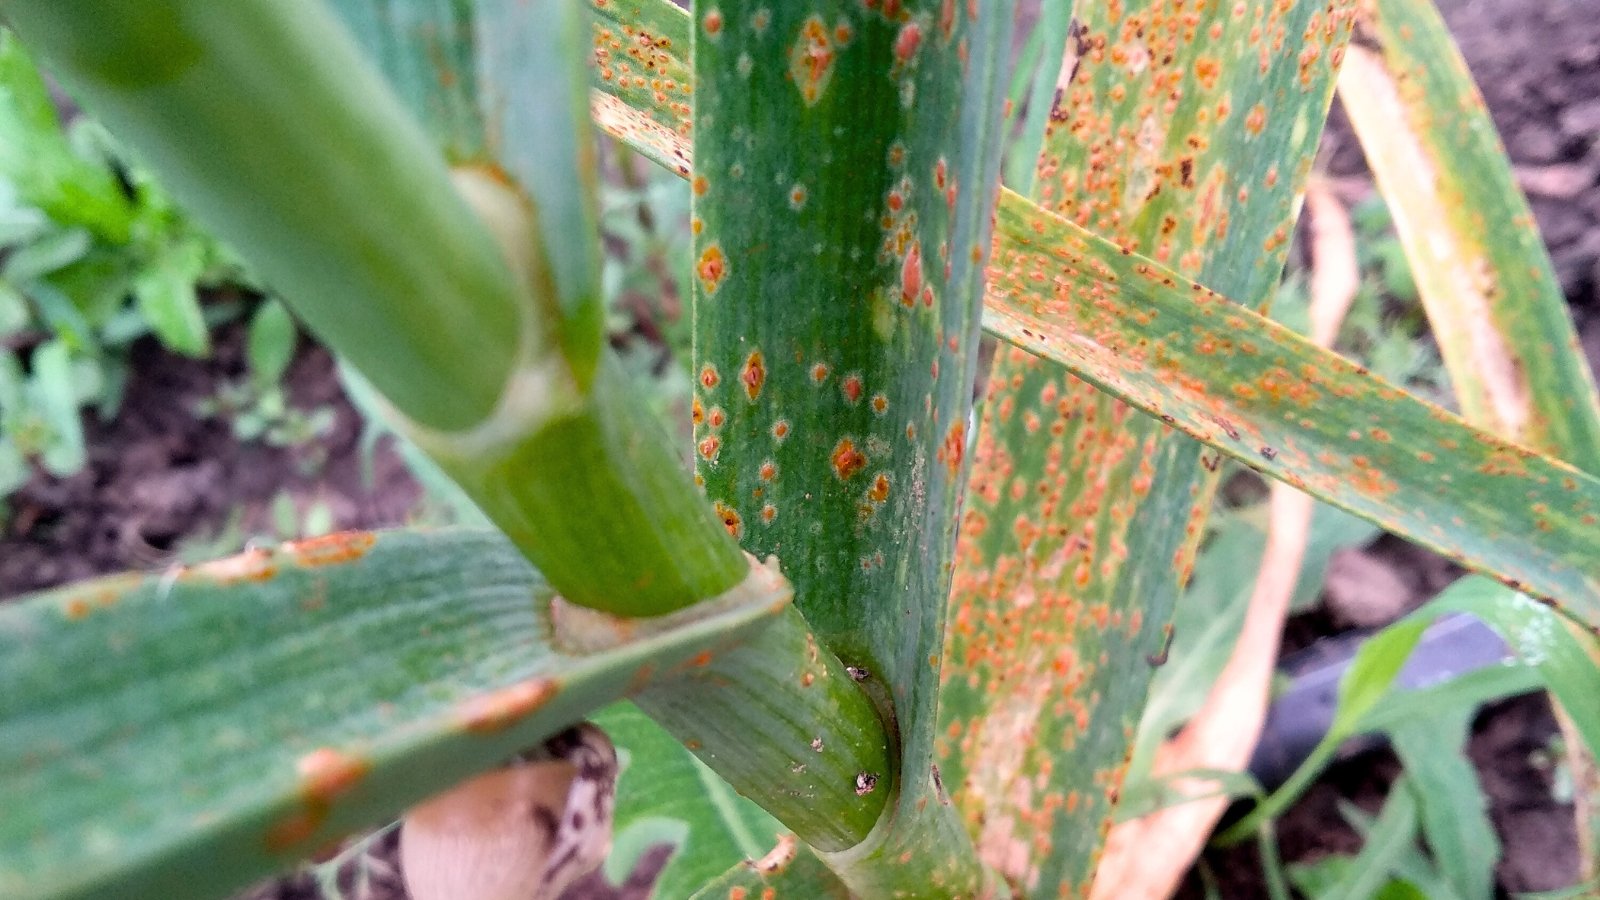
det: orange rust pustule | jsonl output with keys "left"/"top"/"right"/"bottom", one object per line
{"left": 285, "top": 532, "right": 376, "bottom": 568}
{"left": 831, "top": 438, "right": 868, "bottom": 481}
{"left": 842, "top": 374, "right": 864, "bottom": 404}
{"left": 297, "top": 747, "right": 370, "bottom": 803}
{"left": 940, "top": 422, "right": 967, "bottom": 476}
{"left": 789, "top": 16, "right": 836, "bottom": 105}
{"left": 741, "top": 350, "right": 766, "bottom": 401}
{"left": 696, "top": 243, "right": 728, "bottom": 294}
{"left": 894, "top": 20, "right": 924, "bottom": 64}
{"left": 714, "top": 500, "right": 744, "bottom": 539}
{"left": 264, "top": 748, "right": 370, "bottom": 853}
{"left": 901, "top": 241, "right": 925, "bottom": 306}
{"left": 264, "top": 806, "right": 328, "bottom": 853}
{"left": 457, "top": 677, "right": 559, "bottom": 734}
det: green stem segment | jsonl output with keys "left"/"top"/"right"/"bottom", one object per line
{"left": 1, "top": 0, "right": 520, "bottom": 432}
{"left": 409, "top": 349, "right": 748, "bottom": 617}
{"left": 4, "top": 0, "right": 747, "bottom": 615}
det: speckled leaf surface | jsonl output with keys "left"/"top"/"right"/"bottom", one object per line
{"left": 0, "top": 529, "right": 786, "bottom": 900}
{"left": 986, "top": 193, "right": 1600, "bottom": 635}
{"left": 936, "top": 1, "right": 1357, "bottom": 892}
{"left": 688, "top": 0, "right": 1014, "bottom": 893}
{"left": 590, "top": 0, "right": 695, "bottom": 178}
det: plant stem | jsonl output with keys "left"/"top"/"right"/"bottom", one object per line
{"left": 4, "top": 0, "right": 750, "bottom": 615}
{"left": 2, "top": 0, "right": 521, "bottom": 432}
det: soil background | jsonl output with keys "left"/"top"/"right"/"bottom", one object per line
{"left": 3, "top": 1, "right": 1599, "bottom": 897}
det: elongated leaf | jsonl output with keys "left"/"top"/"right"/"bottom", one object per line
{"left": 0, "top": 31, "right": 133, "bottom": 243}
{"left": 1391, "top": 708, "right": 1498, "bottom": 900}
{"left": 688, "top": 0, "right": 1014, "bottom": 892}
{"left": 1321, "top": 778, "right": 1423, "bottom": 900}
{"left": 1000, "top": 4, "right": 1072, "bottom": 197}
{"left": 1134, "top": 503, "right": 1377, "bottom": 772}
{"left": 1340, "top": 0, "right": 1600, "bottom": 873}
{"left": 327, "top": 0, "right": 892, "bottom": 857}
{"left": 14, "top": 0, "right": 753, "bottom": 618}
{"left": 1222, "top": 575, "right": 1600, "bottom": 842}
{"left": 5, "top": 0, "right": 522, "bottom": 432}
{"left": 589, "top": 0, "right": 694, "bottom": 178}
{"left": 938, "top": 1, "right": 1358, "bottom": 892}
{"left": 594, "top": 703, "right": 780, "bottom": 899}
{"left": 0, "top": 529, "right": 788, "bottom": 900}
{"left": 985, "top": 192, "right": 1600, "bottom": 635}
{"left": 580, "top": 1, "right": 1600, "bottom": 638}
{"left": 1338, "top": 3, "right": 1600, "bottom": 465}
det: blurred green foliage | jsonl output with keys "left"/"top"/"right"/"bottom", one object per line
{"left": 0, "top": 33, "right": 253, "bottom": 495}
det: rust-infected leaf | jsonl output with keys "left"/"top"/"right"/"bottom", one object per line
{"left": 690, "top": 0, "right": 1016, "bottom": 892}
{"left": 938, "top": 0, "right": 1358, "bottom": 891}
{"left": 985, "top": 191, "right": 1600, "bottom": 637}
{"left": 1090, "top": 184, "right": 1360, "bottom": 899}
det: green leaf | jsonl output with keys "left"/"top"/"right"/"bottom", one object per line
{"left": 1000, "top": 3, "right": 1071, "bottom": 197}
{"left": 0, "top": 528, "right": 790, "bottom": 900}
{"left": 0, "top": 277, "right": 29, "bottom": 336}
{"left": 1357, "top": 660, "right": 1541, "bottom": 736}
{"left": 594, "top": 702, "right": 779, "bottom": 898}
{"left": 132, "top": 236, "right": 210, "bottom": 357}
{"left": 0, "top": 30, "right": 134, "bottom": 243}
{"left": 1328, "top": 782, "right": 1424, "bottom": 900}
{"left": 985, "top": 191, "right": 1600, "bottom": 636}
{"left": 1338, "top": 0, "right": 1600, "bottom": 469}
{"left": 1132, "top": 503, "right": 1377, "bottom": 774}
{"left": 586, "top": 0, "right": 694, "bottom": 178}
{"left": 1341, "top": 0, "right": 1600, "bottom": 871}
{"left": 27, "top": 338, "right": 86, "bottom": 476}
{"left": 688, "top": 0, "right": 1015, "bottom": 890}
{"left": 2, "top": 224, "right": 91, "bottom": 283}
{"left": 579, "top": 0, "right": 1600, "bottom": 640}
{"left": 1223, "top": 575, "right": 1600, "bottom": 843}
{"left": 0, "top": 434, "right": 27, "bottom": 494}
{"left": 1218, "top": 616, "right": 1428, "bottom": 844}
{"left": 247, "top": 299, "right": 298, "bottom": 388}
{"left": 1390, "top": 707, "right": 1498, "bottom": 900}
{"left": 937, "top": 0, "right": 1358, "bottom": 890}
{"left": 583, "top": 0, "right": 1600, "bottom": 638}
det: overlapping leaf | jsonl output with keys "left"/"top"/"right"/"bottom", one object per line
{"left": 688, "top": 0, "right": 1015, "bottom": 892}
{"left": 594, "top": 703, "right": 780, "bottom": 898}
{"left": 0, "top": 529, "right": 787, "bottom": 900}
{"left": 936, "top": 1, "right": 1358, "bottom": 892}
{"left": 984, "top": 192, "right": 1600, "bottom": 635}
{"left": 1339, "top": 0, "right": 1600, "bottom": 872}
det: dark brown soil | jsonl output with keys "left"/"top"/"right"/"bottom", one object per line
{"left": 0, "top": 318, "right": 419, "bottom": 600}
